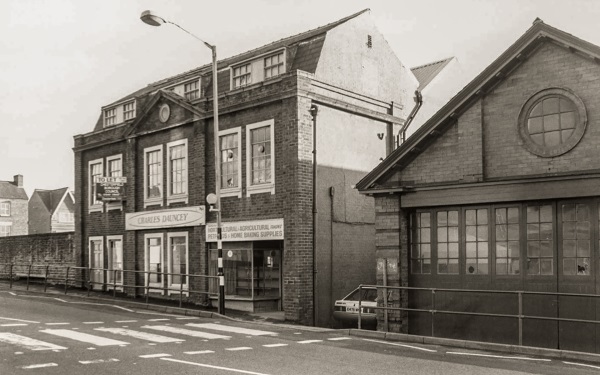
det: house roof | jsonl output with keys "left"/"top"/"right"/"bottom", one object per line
{"left": 105, "top": 9, "right": 370, "bottom": 108}
{"left": 410, "top": 57, "right": 454, "bottom": 90}
{"left": 0, "top": 181, "right": 28, "bottom": 200}
{"left": 33, "top": 188, "right": 70, "bottom": 215}
{"left": 357, "top": 19, "right": 600, "bottom": 193}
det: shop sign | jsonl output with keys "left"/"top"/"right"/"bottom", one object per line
{"left": 126, "top": 206, "right": 205, "bottom": 230}
{"left": 95, "top": 176, "right": 127, "bottom": 202}
{"left": 206, "top": 218, "right": 284, "bottom": 242}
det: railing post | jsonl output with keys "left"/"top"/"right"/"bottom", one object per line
{"left": 518, "top": 291, "right": 523, "bottom": 346}
{"left": 26, "top": 264, "right": 32, "bottom": 291}
{"left": 358, "top": 284, "right": 363, "bottom": 330}
{"left": 179, "top": 277, "right": 184, "bottom": 308}
{"left": 87, "top": 268, "right": 92, "bottom": 297}
{"left": 44, "top": 265, "right": 49, "bottom": 292}
{"left": 113, "top": 270, "right": 117, "bottom": 298}
{"left": 146, "top": 271, "right": 150, "bottom": 304}
{"left": 64, "top": 267, "right": 70, "bottom": 295}
{"left": 383, "top": 260, "right": 389, "bottom": 332}
{"left": 431, "top": 289, "right": 436, "bottom": 338}
{"left": 9, "top": 264, "right": 13, "bottom": 289}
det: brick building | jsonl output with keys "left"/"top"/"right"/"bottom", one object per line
{"left": 73, "top": 9, "right": 420, "bottom": 326}
{"left": 29, "top": 188, "right": 75, "bottom": 234}
{"left": 357, "top": 20, "right": 600, "bottom": 352}
{"left": 0, "top": 175, "right": 28, "bottom": 237}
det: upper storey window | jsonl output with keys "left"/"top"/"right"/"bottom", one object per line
{"left": 519, "top": 88, "right": 587, "bottom": 157}
{"left": 232, "top": 63, "right": 252, "bottom": 89}
{"left": 103, "top": 100, "right": 137, "bottom": 128}
{"left": 104, "top": 108, "right": 116, "bottom": 127}
{"left": 246, "top": 119, "right": 275, "bottom": 196}
{"left": 184, "top": 81, "right": 199, "bottom": 100}
{"left": 264, "top": 52, "right": 284, "bottom": 79}
{"left": 123, "top": 102, "right": 136, "bottom": 120}
{"left": 0, "top": 202, "right": 10, "bottom": 216}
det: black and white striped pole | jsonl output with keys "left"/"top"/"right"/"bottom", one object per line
{"left": 207, "top": 193, "right": 224, "bottom": 315}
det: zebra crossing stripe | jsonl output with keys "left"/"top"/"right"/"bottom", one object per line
{"left": 40, "top": 329, "right": 129, "bottom": 346}
{"left": 0, "top": 333, "right": 67, "bottom": 351}
{"left": 141, "top": 325, "right": 230, "bottom": 340}
{"left": 185, "top": 323, "right": 277, "bottom": 336}
{"left": 94, "top": 327, "right": 184, "bottom": 343}
{"left": 22, "top": 363, "right": 58, "bottom": 369}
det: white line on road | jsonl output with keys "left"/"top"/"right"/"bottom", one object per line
{"left": 226, "top": 347, "right": 253, "bottom": 351}
{"left": 0, "top": 316, "right": 40, "bottom": 324}
{"left": 263, "top": 343, "right": 288, "bottom": 348}
{"left": 115, "top": 320, "right": 137, "bottom": 323}
{"left": 40, "top": 329, "right": 129, "bottom": 346}
{"left": 54, "top": 298, "right": 67, "bottom": 302}
{"left": 148, "top": 318, "right": 170, "bottom": 321}
{"left": 79, "top": 358, "right": 120, "bottom": 365}
{"left": 9, "top": 292, "right": 16, "bottom": 296}
{"left": 328, "top": 337, "right": 351, "bottom": 341}
{"left": 446, "top": 351, "right": 551, "bottom": 361}
{"left": 45, "top": 323, "right": 70, "bottom": 326}
{"left": 142, "top": 325, "right": 230, "bottom": 340}
{"left": 21, "top": 363, "right": 58, "bottom": 369}
{"left": 160, "top": 357, "right": 273, "bottom": 375}
{"left": 362, "top": 339, "right": 438, "bottom": 353}
{"left": 297, "top": 340, "right": 323, "bottom": 344}
{"left": 563, "top": 361, "right": 600, "bottom": 370}
{"left": 95, "top": 327, "right": 184, "bottom": 343}
{"left": 184, "top": 350, "right": 215, "bottom": 354}
{"left": 140, "top": 353, "right": 172, "bottom": 358}
{"left": 186, "top": 323, "right": 277, "bottom": 336}
{"left": 0, "top": 323, "right": 28, "bottom": 327}
{"left": 83, "top": 321, "right": 104, "bottom": 324}
{"left": 0, "top": 333, "right": 67, "bottom": 351}
{"left": 176, "top": 317, "right": 199, "bottom": 320}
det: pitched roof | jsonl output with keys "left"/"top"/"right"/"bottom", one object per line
{"left": 0, "top": 181, "right": 28, "bottom": 200}
{"left": 107, "top": 9, "right": 370, "bottom": 106}
{"left": 33, "top": 188, "right": 70, "bottom": 214}
{"left": 357, "top": 19, "right": 600, "bottom": 193}
{"left": 410, "top": 57, "right": 454, "bottom": 90}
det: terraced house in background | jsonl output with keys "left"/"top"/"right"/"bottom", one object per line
{"left": 0, "top": 175, "right": 28, "bottom": 237}
{"left": 73, "top": 9, "right": 422, "bottom": 326}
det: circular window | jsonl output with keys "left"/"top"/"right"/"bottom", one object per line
{"left": 518, "top": 88, "right": 587, "bottom": 157}
{"left": 159, "top": 104, "right": 171, "bottom": 123}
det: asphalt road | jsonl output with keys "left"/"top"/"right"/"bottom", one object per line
{"left": 1, "top": 291, "right": 599, "bottom": 375}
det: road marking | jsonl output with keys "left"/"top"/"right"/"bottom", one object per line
{"left": 0, "top": 333, "right": 67, "bottom": 351}
{"left": 297, "top": 340, "right": 323, "bottom": 344}
{"left": 115, "top": 320, "right": 137, "bottom": 323}
{"left": 83, "top": 321, "right": 104, "bottom": 325}
{"left": 446, "top": 351, "right": 551, "bottom": 361}
{"left": 362, "top": 338, "right": 437, "bottom": 353}
{"left": 185, "top": 350, "right": 215, "bottom": 354}
{"left": 186, "top": 323, "right": 277, "bottom": 336}
{"left": 148, "top": 318, "right": 170, "bottom": 322}
{"left": 9, "top": 292, "right": 17, "bottom": 296}
{"left": 0, "top": 316, "right": 39, "bottom": 324}
{"left": 0, "top": 323, "right": 27, "bottom": 327}
{"left": 140, "top": 353, "right": 171, "bottom": 358}
{"left": 176, "top": 317, "right": 199, "bottom": 320}
{"left": 142, "top": 325, "right": 230, "bottom": 339}
{"left": 563, "top": 361, "right": 600, "bottom": 370}
{"left": 263, "top": 343, "right": 288, "bottom": 348}
{"left": 79, "top": 358, "right": 120, "bottom": 365}
{"left": 161, "top": 357, "right": 273, "bottom": 375}
{"left": 226, "top": 347, "right": 253, "bottom": 351}
{"left": 40, "top": 329, "right": 129, "bottom": 346}
{"left": 45, "top": 323, "right": 70, "bottom": 326}
{"left": 21, "top": 363, "right": 58, "bottom": 369}
{"left": 328, "top": 337, "right": 351, "bottom": 341}
{"left": 54, "top": 298, "right": 67, "bottom": 302}
{"left": 95, "top": 327, "right": 184, "bottom": 343}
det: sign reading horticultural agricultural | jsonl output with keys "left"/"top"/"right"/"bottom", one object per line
{"left": 95, "top": 176, "right": 127, "bottom": 202}
{"left": 206, "top": 218, "right": 284, "bottom": 242}
{"left": 126, "top": 206, "right": 206, "bottom": 230}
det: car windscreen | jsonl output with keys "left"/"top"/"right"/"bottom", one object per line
{"left": 345, "top": 288, "right": 377, "bottom": 302}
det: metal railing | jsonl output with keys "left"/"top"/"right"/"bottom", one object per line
{"left": 357, "top": 284, "right": 600, "bottom": 346}
{"left": 0, "top": 263, "right": 220, "bottom": 309}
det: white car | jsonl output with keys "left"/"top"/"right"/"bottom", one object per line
{"left": 333, "top": 286, "right": 378, "bottom": 329}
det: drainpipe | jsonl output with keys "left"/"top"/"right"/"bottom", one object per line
{"left": 309, "top": 104, "right": 319, "bottom": 326}
{"left": 400, "top": 90, "right": 423, "bottom": 144}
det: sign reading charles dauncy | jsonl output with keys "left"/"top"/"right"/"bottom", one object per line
{"left": 95, "top": 177, "right": 127, "bottom": 202}
{"left": 126, "top": 206, "right": 206, "bottom": 230}
{"left": 206, "top": 218, "right": 284, "bottom": 242}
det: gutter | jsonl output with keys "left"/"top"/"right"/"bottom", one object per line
{"left": 401, "top": 90, "right": 423, "bottom": 143}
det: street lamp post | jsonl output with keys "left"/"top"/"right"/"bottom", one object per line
{"left": 140, "top": 10, "right": 225, "bottom": 315}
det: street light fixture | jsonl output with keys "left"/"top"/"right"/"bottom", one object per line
{"left": 140, "top": 10, "right": 225, "bottom": 315}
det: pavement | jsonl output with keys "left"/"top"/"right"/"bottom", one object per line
{"left": 4, "top": 280, "right": 600, "bottom": 366}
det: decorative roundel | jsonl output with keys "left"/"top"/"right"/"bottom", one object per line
{"left": 518, "top": 87, "right": 587, "bottom": 157}
{"left": 159, "top": 104, "right": 171, "bottom": 123}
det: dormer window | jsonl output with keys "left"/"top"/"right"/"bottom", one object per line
{"left": 104, "top": 108, "right": 116, "bottom": 127}
{"left": 264, "top": 52, "right": 284, "bottom": 79}
{"left": 123, "top": 101, "right": 136, "bottom": 120}
{"left": 232, "top": 63, "right": 252, "bottom": 89}
{"left": 184, "top": 81, "right": 199, "bottom": 100}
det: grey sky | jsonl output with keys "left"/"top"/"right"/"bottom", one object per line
{"left": 2, "top": 0, "right": 599, "bottom": 197}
